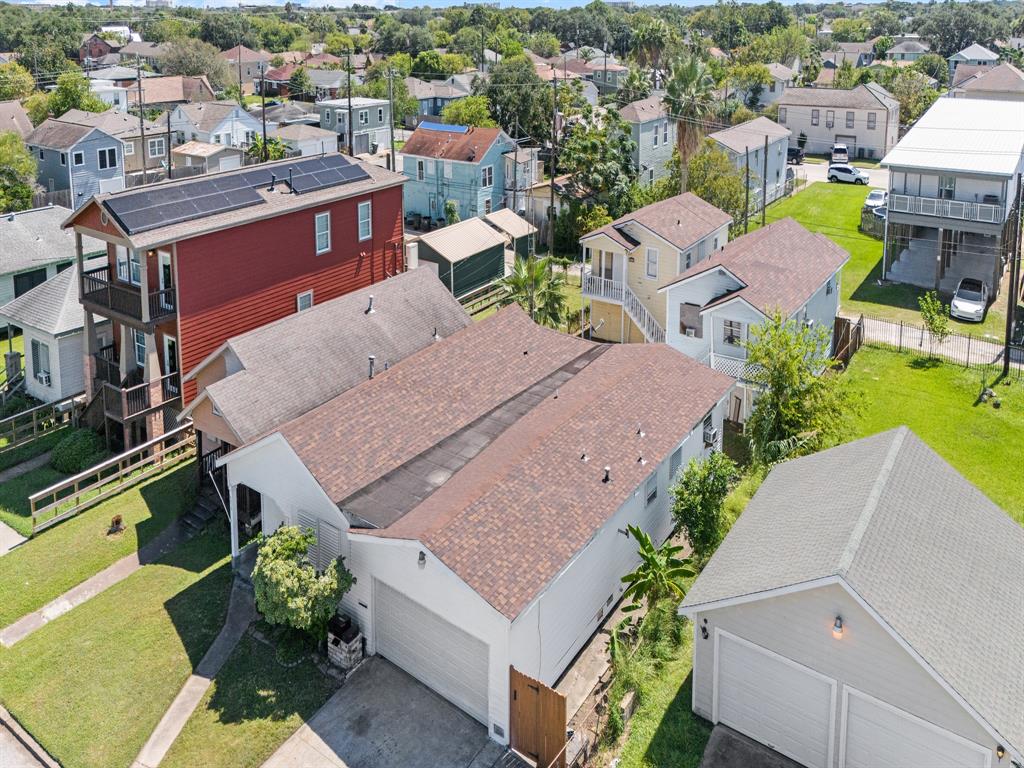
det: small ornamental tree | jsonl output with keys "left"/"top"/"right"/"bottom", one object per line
{"left": 620, "top": 525, "right": 694, "bottom": 613}
{"left": 918, "top": 290, "right": 950, "bottom": 358}
{"left": 443, "top": 199, "right": 460, "bottom": 224}
{"left": 252, "top": 525, "right": 354, "bottom": 643}
{"left": 670, "top": 452, "right": 737, "bottom": 566}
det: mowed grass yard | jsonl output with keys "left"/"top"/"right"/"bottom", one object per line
{"left": 0, "top": 529, "right": 232, "bottom": 768}
{"left": 763, "top": 182, "right": 1015, "bottom": 339}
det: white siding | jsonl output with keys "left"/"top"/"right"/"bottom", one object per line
{"left": 691, "top": 583, "right": 1000, "bottom": 767}
{"left": 56, "top": 331, "right": 86, "bottom": 400}
{"left": 22, "top": 328, "right": 61, "bottom": 403}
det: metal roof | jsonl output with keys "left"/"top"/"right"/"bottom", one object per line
{"left": 416, "top": 216, "right": 507, "bottom": 263}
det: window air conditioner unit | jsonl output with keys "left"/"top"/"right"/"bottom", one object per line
{"left": 685, "top": 328, "right": 696, "bottom": 337}
{"left": 703, "top": 426, "right": 718, "bottom": 445}
{"left": 36, "top": 372, "right": 51, "bottom": 386}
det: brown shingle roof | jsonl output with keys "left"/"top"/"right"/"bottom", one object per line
{"left": 219, "top": 44, "right": 269, "bottom": 63}
{"left": 660, "top": 218, "right": 849, "bottom": 316}
{"left": 400, "top": 124, "right": 504, "bottom": 162}
{"left": 127, "top": 75, "right": 215, "bottom": 106}
{"left": 581, "top": 193, "right": 732, "bottom": 253}
{"left": 0, "top": 99, "right": 31, "bottom": 139}
{"left": 618, "top": 95, "right": 668, "bottom": 123}
{"left": 951, "top": 63, "right": 996, "bottom": 88}
{"left": 959, "top": 62, "right": 1024, "bottom": 93}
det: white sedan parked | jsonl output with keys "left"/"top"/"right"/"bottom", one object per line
{"left": 828, "top": 164, "right": 871, "bottom": 185}
{"left": 950, "top": 278, "right": 989, "bottom": 322}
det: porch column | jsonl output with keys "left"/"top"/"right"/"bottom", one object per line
{"left": 143, "top": 332, "right": 165, "bottom": 441}
{"left": 934, "top": 227, "right": 944, "bottom": 291}
{"left": 138, "top": 250, "right": 151, "bottom": 323}
{"left": 118, "top": 322, "right": 132, "bottom": 381}
{"left": 228, "top": 482, "right": 240, "bottom": 569}
{"left": 83, "top": 311, "right": 99, "bottom": 400}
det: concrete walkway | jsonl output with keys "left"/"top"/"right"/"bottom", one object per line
{"left": 132, "top": 580, "right": 256, "bottom": 768}
{"left": 0, "top": 518, "right": 190, "bottom": 648}
{"left": 0, "top": 453, "right": 52, "bottom": 557}
{"left": 0, "top": 704, "right": 59, "bottom": 768}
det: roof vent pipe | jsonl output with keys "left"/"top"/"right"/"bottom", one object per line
{"left": 366, "top": 295, "right": 375, "bottom": 314}
{"left": 368, "top": 355, "right": 376, "bottom": 379}
{"left": 433, "top": 327, "right": 440, "bottom": 341}
{"left": 636, "top": 424, "right": 645, "bottom": 438}
{"left": 602, "top": 466, "right": 611, "bottom": 483}
{"left": 269, "top": 173, "right": 276, "bottom": 192}
{"left": 288, "top": 167, "right": 293, "bottom": 191}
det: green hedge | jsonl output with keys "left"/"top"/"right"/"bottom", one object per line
{"left": 49, "top": 430, "right": 106, "bottom": 474}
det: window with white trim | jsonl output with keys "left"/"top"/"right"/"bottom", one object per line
{"left": 826, "top": 110, "right": 835, "bottom": 128}
{"left": 653, "top": 126, "right": 659, "bottom": 147}
{"left": 296, "top": 290, "right": 313, "bottom": 311}
{"left": 377, "top": 107, "right": 384, "bottom": 122}
{"left": 663, "top": 121, "right": 668, "bottom": 143}
{"left": 678, "top": 250, "right": 692, "bottom": 273}
{"left": 59, "top": 153, "right": 66, "bottom": 166}
{"left": 644, "top": 472, "right": 657, "bottom": 506}
{"left": 132, "top": 328, "right": 146, "bottom": 368}
{"left": 31, "top": 340, "right": 51, "bottom": 384}
{"left": 845, "top": 111, "right": 854, "bottom": 129}
{"left": 778, "top": 107, "right": 787, "bottom": 124}
{"left": 358, "top": 109, "right": 368, "bottom": 125}
{"left": 645, "top": 247, "right": 658, "bottom": 279}
{"left": 148, "top": 137, "right": 165, "bottom": 158}
{"left": 481, "top": 165, "right": 493, "bottom": 188}
{"left": 867, "top": 112, "right": 876, "bottom": 130}
{"left": 669, "top": 447, "right": 683, "bottom": 480}
{"left": 123, "top": 141, "right": 134, "bottom": 156}
{"left": 811, "top": 109, "right": 819, "bottom": 126}
{"left": 357, "top": 201, "right": 372, "bottom": 241}
{"left": 315, "top": 211, "right": 331, "bottom": 254}
{"left": 723, "top": 319, "right": 743, "bottom": 345}
{"left": 73, "top": 151, "right": 84, "bottom": 166}
{"left": 417, "top": 159, "right": 425, "bottom": 181}
{"left": 484, "top": 198, "right": 492, "bottom": 214}
{"left": 98, "top": 147, "right": 117, "bottom": 169}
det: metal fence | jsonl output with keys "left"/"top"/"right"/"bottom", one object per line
{"left": 857, "top": 314, "right": 1023, "bottom": 378}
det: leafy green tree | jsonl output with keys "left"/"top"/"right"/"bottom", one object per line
{"left": 687, "top": 139, "right": 749, "bottom": 234}
{"left": 744, "top": 312, "right": 859, "bottom": 466}
{"left": 16, "top": 42, "right": 76, "bottom": 80}
{"left": 873, "top": 35, "right": 894, "bottom": 58}
{"left": 829, "top": 17, "right": 869, "bottom": 42}
{"left": 252, "top": 525, "right": 354, "bottom": 643}
{"left": 918, "top": 290, "right": 950, "bottom": 358}
{"left": 497, "top": 255, "right": 567, "bottom": 328}
{"left": 742, "top": 25, "right": 810, "bottom": 67}
{"left": 730, "top": 104, "right": 757, "bottom": 125}
{"left": 247, "top": 135, "right": 287, "bottom": 161}
{"left": 413, "top": 50, "right": 472, "bottom": 81}
{"left": 23, "top": 92, "right": 49, "bottom": 126}
{"left": 867, "top": 8, "right": 903, "bottom": 38}
{"left": 198, "top": 13, "right": 261, "bottom": 51}
{"left": 663, "top": 53, "right": 716, "bottom": 191}
{"left": 618, "top": 68, "right": 652, "bottom": 104}
{"left": 162, "top": 39, "right": 231, "bottom": 90}
{"left": 671, "top": 452, "right": 737, "bottom": 566}
{"left": 632, "top": 14, "right": 671, "bottom": 69}
{"left": 440, "top": 95, "right": 496, "bottom": 128}
{"left": 880, "top": 68, "right": 939, "bottom": 125}
{"left": 46, "top": 72, "right": 106, "bottom": 120}
{"left": 0, "top": 131, "right": 36, "bottom": 213}
{"left": 559, "top": 111, "right": 636, "bottom": 215}
{"left": 481, "top": 55, "right": 549, "bottom": 143}
{"left": 729, "top": 62, "right": 771, "bottom": 108}
{"left": 144, "top": 17, "right": 194, "bottom": 44}
{"left": 451, "top": 26, "right": 486, "bottom": 62}
{"left": 324, "top": 31, "right": 355, "bottom": 56}
{"left": 306, "top": 12, "right": 336, "bottom": 43}
{"left": 0, "top": 62, "right": 34, "bottom": 101}
{"left": 620, "top": 525, "right": 694, "bottom": 612}
{"left": 443, "top": 199, "right": 460, "bottom": 224}
{"left": 288, "top": 66, "right": 314, "bottom": 101}
{"left": 912, "top": 53, "right": 949, "bottom": 87}
{"left": 487, "top": 26, "right": 523, "bottom": 58}
{"left": 527, "top": 31, "right": 561, "bottom": 58}
{"left": 916, "top": 3, "right": 997, "bottom": 58}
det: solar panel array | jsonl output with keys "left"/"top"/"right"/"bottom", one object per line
{"left": 104, "top": 155, "right": 372, "bottom": 235}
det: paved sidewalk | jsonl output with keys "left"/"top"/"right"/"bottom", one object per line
{"left": 0, "top": 704, "right": 59, "bottom": 768}
{"left": 0, "top": 453, "right": 52, "bottom": 557}
{"left": 0, "top": 518, "right": 189, "bottom": 647}
{"left": 132, "top": 580, "right": 256, "bottom": 768}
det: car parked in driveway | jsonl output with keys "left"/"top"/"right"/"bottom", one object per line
{"left": 831, "top": 143, "right": 849, "bottom": 163}
{"left": 950, "top": 277, "right": 989, "bottom": 322}
{"left": 787, "top": 146, "right": 805, "bottom": 164}
{"left": 828, "top": 164, "right": 870, "bottom": 185}
{"left": 864, "top": 189, "right": 887, "bottom": 208}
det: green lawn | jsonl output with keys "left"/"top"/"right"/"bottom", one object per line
{"left": 0, "top": 529, "right": 232, "bottom": 768}
{"left": 0, "top": 462, "right": 195, "bottom": 628}
{"left": 765, "top": 183, "right": 1012, "bottom": 338}
{"left": 845, "top": 346, "right": 1023, "bottom": 522}
{"left": 162, "top": 635, "right": 340, "bottom": 768}
{"left": 0, "top": 427, "right": 69, "bottom": 474}
{"left": 0, "top": 464, "right": 68, "bottom": 537}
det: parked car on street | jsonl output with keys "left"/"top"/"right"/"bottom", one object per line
{"left": 864, "top": 189, "right": 887, "bottom": 208}
{"left": 831, "top": 143, "right": 849, "bottom": 163}
{"left": 950, "top": 277, "right": 989, "bottom": 322}
{"left": 787, "top": 146, "right": 805, "bottom": 164}
{"left": 828, "top": 164, "right": 870, "bottom": 185}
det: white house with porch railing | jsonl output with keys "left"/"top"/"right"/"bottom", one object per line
{"left": 881, "top": 98, "right": 1024, "bottom": 296}
{"left": 579, "top": 193, "right": 732, "bottom": 344}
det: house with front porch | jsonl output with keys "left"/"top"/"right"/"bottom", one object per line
{"left": 659, "top": 218, "right": 849, "bottom": 421}
{"left": 881, "top": 98, "right": 1024, "bottom": 298}
{"left": 169, "top": 100, "right": 261, "bottom": 149}
{"left": 579, "top": 193, "right": 732, "bottom": 344}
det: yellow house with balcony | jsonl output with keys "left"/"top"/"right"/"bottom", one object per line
{"left": 579, "top": 193, "right": 732, "bottom": 343}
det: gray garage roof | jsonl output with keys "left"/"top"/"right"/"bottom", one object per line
{"left": 681, "top": 427, "right": 1024, "bottom": 757}
{"left": 187, "top": 268, "right": 471, "bottom": 444}
{"left": 0, "top": 261, "right": 102, "bottom": 337}
{"left": 1, "top": 206, "right": 105, "bottom": 277}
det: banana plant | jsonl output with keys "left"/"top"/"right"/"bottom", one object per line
{"left": 620, "top": 524, "right": 695, "bottom": 614}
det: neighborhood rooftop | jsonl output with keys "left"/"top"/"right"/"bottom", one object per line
{"left": 182, "top": 269, "right": 471, "bottom": 444}
{"left": 680, "top": 427, "right": 1024, "bottom": 757}
{"left": 582, "top": 192, "right": 732, "bottom": 252}
{"left": 618, "top": 95, "right": 669, "bottom": 123}
{"left": 882, "top": 97, "right": 1024, "bottom": 176}
{"left": 0, "top": 262, "right": 97, "bottom": 337}
{"left": 400, "top": 124, "right": 502, "bottom": 161}
{"left": 709, "top": 116, "right": 791, "bottom": 155}
{"left": 414, "top": 217, "right": 508, "bottom": 263}
{"left": 958, "top": 62, "right": 1024, "bottom": 95}
{"left": 2, "top": 206, "right": 104, "bottom": 275}
{"left": 778, "top": 82, "right": 897, "bottom": 109}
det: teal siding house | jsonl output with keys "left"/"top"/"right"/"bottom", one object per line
{"left": 619, "top": 95, "right": 677, "bottom": 186}
{"left": 397, "top": 123, "right": 516, "bottom": 225}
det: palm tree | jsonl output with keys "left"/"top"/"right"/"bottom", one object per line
{"left": 246, "top": 135, "right": 288, "bottom": 162}
{"left": 663, "top": 53, "right": 717, "bottom": 192}
{"left": 618, "top": 68, "right": 653, "bottom": 104}
{"left": 497, "top": 255, "right": 567, "bottom": 329}
{"left": 620, "top": 525, "right": 694, "bottom": 612}
{"left": 632, "top": 17, "right": 670, "bottom": 71}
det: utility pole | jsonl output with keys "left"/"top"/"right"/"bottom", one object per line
{"left": 166, "top": 110, "right": 171, "bottom": 177}
{"left": 387, "top": 66, "right": 396, "bottom": 171}
{"left": 761, "top": 134, "right": 768, "bottom": 227}
{"left": 136, "top": 61, "right": 148, "bottom": 181}
{"left": 744, "top": 146, "right": 750, "bottom": 234}
{"left": 346, "top": 50, "right": 354, "bottom": 156}
{"left": 237, "top": 42, "right": 243, "bottom": 97}
{"left": 548, "top": 72, "right": 558, "bottom": 252}
{"left": 259, "top": 61, "right": 268, "bottom": 161}
{"left": 1003, "top": 180, "right": 1023, "bottom": 376}
{"left": 511, "top": 117, "right": 519, "bottom": 215}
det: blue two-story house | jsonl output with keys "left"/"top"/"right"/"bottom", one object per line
{"left": 404, "top": 76, "right": 472, "bottom": 127}
{"left": 619, "top": 95, "right": 677, "bottom": 186}
{"left": 25, "top": 119, "right": 125, "bottom": 210}
{"left": 397, "top": 122, "right": 516, "bottom": 223}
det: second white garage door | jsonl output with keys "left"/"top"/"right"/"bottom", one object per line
{"left": 373, "top": 579, "right": 490, "bottom": 725}
{"left": 841, "top": 687, "right": 991, "bottom": 768}
{"left": 714, "top": 630, "right": 836, "bottom": 768}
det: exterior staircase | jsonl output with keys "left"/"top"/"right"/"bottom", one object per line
{"left": 621, "top": 283, "right": 666, "bottom": 343}
{"left": 181, "top": 483, "right": 224, "bottom": 535}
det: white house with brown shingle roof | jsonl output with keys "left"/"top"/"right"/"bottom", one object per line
{"left": 217, "top": 305, "right": 735, "bottom": 747}
{"left": 951, "top": 62, "right": 1024, "bottom": 101}
{"left": 580, "top": 193, "right": 732, "bottom": 344}
{"left": 658, "top": 217, "right": 849, "bottom": 419}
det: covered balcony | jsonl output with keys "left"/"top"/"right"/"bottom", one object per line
{"left": 90, "top": 344, "right": 181, "bottom": 423}
{"left": 889, "top": 193, "right": 1006, "bottom": 225}
{"left": 81, "top": 266, "right": 177, "bottom": 326}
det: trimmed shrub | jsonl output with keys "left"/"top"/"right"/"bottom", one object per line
{"left": 50, "top": 430, "right": 106, "bottom": 474}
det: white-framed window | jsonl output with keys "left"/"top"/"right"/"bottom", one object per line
{"left": 37, "top": 148, "right": 44, "bottom": 160}
{"left": 417, "top": 159, "right": 425, "bottom": 181}
{"left": 116, "top": 247, "right": 141, "bottom": 286}
{"left": 663, "top": 121, "right": 668, "bottom": 143}
{"left": 59, "top": 153, "right": 66, "bottom": 166}
{"left": 315, "top": 211, "right": 331, "bottom": 254}
{"left": 123, "top": 141, "right": 134, "bottom": 156}
{"left": 98, "top": 147, "right": 117, "bottom": 170}
{"left": 72, "top": 151, "right": 84, "bottom": 166}
{"left": 678, "top": 250, "right": 692, "bottom": 273}
{"left": 778, "top": 107, "right": 787, "bottom": 124}
{"left": 645, "top": 247, "right": 658, "bottom": 279}
{"left": 296, "top": 290, "right": 314, "bottom": 311}
{"left": 357, "top": 201, "right": 372, "bottom": 241}
{"left": 669, "top": 446, "right": 683, "bottom": 480}
{"left": 148, "top": 137, "right": 165, "bottom": 158}
{"left": 481, "top": 165, "right": 493, "bottom": 188}
{"left": 811, "top": 109, "right": 819, "bottom": 126}
{"left": 653, "top": 126, "right": 659, "bottom": 147}
{"left": 132, "top": 328, "right": 146, "bottom": 368}
{"left": 30, "top": 339, "right": 51, "bottom": 385}
{"left": 713, "top": 236, "right": 719, "bottom": 250}
{"left": 324, "top": 109, "right": 333, "bottom": 126}
{"left": 377, "top": 106, "right": 384, "bottom": 122}
{"left": 826, "top": 110, "right": 835, "bottom": 128}
{"left": 358, "top": 109, "right": 368, "bottom": 125}
{"left": 845, "top": 111, "right": 854, "bottom": 129}
{"left": 867, "top": 112, "right": 877, "bottom": 130}
{"left": 644, "top": 471, "right": 657, "bottom": 506}
{"left": 723, "top": 319, "right": 743, "bottom": 345}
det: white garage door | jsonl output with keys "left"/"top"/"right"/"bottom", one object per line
{"left": 373, "top": 579, "right": 489, "bottom": 725}
{"left": 842, "top": 688, "right": 991, "bottom": 768}
{"left": 714, "top": 630, "right": 835, "bottom": 768}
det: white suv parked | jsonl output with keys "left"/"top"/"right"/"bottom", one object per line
{"left": 828, "top": 164, "right": 870, "bottom": 185}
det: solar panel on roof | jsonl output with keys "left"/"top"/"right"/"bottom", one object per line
{"left": 419, "top": 121, "right": 469, "bottom": 134}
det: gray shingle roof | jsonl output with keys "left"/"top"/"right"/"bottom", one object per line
{"left": 196, "top": 268, "right": 471, "bottom": 444}
{"left": 57, "top": 108, "right": 160, "bottom": 140}
{"left": 1, "top": 206, "right": 105, "bottom": 277}
{"left": 952, "top": 43, "right": 999, "bottom": 61}
{"left": 25, "top": 119, "right": 95, "bottom": 150}
{"left": 0, "top": 261, "right": 101, "bottom": 337}
{"left": 681, "top": 427, "right": 1024, "bottom": 756}
{"left": 0, "top": 99, "right": 32, "bottom": 139}
{"left": 777, "top": 83, "right": 897, "bottom": 110}
{"left": 709, "top": 116, "right": 791, "bottom": 155}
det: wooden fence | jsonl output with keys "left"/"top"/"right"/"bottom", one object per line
{"left": 0, "top": 393, "right": 84, "bottom": 456}
{"left": 29, "top": 422, "right": 196, "bottom": 535}
{"left": 30, "top": 189, "right": 72, "bottom": 210}
{"left": 859, "top": 209, "right": 885, "bottom": 239}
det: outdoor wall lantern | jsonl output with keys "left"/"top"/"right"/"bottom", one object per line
{"left": 996, "top": 745, "right": 1005, "bottom": 761}
{"left": 832, "top": 616, "right": 844, "bottom": 639}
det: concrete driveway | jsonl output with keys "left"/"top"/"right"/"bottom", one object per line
{"left": 799, "top": 159, "right": 888, "bottom": 190}
{"left": 700, "top": 726, "right": 804, "bottom": 768}
{"left": 261, "top": 657, "right": 511, "bottom": 768}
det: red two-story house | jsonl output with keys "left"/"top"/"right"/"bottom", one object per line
{"left": 63, "top": 154, "right": 405, "bottom": 451}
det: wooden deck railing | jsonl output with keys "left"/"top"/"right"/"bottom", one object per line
{"left": 100, "top": 371, "right": 181, "bottom": 421}
{"left": 0, "top": 393, "right": 84, "bottom": 456}
{"left": 81, "top": 266, "right": 177, "bottom": 323}
{"left": 29, "top": 422, "right": 195, "bottom": 535}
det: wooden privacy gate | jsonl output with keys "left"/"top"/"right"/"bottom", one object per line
{"left": 510, "top": 666, "right": 567, "bottom": 768}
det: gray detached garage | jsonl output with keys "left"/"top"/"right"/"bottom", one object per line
{"left": 680, "top": 427, "right": 1023, "bottom": 768}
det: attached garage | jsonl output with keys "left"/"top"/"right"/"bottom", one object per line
{"left": 373, "top": 579, "right": 490, "bottom": 725}
{"left": 714, "top": 630, "right": 835, "bottom": 768}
